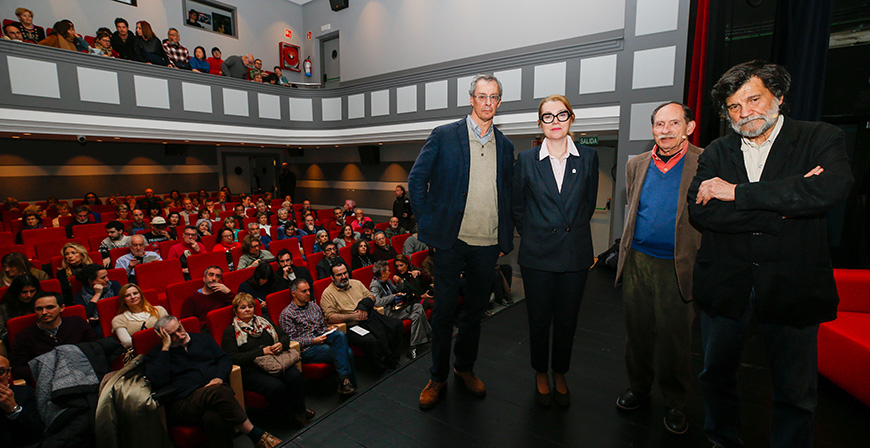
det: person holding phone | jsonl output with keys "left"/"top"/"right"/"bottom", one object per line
{"left": 512, "top": 95, "right": 599, "bottom": 407}
{"left": 369, "top": 261, "right": 431, "bottom": 359}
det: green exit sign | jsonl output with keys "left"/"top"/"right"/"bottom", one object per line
{"left": 576, "top": 136, "right": 598, "bottom": 146}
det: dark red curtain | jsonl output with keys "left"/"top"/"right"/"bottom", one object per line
{"left": 687, "top": 0, "right": 710, "bottom": 146}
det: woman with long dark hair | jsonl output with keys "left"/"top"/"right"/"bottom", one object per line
{"left": 238, "top": 263, "right": 277, "bottom": 306}
{"left": 133, "top": 21, "right": 169, "bottom": 66}
{"left": 0, "top": 274, "right": 42, "bottom": 355}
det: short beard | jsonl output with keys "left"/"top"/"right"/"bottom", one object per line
{"left": 729, "top": 102, "right": 780, "bottom": 139}
{"left": 336, "top": 278, "right": 350, "bottom": 289}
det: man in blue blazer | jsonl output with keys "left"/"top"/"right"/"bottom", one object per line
{"left": 409, "top": 73, "right": 514, "bottom": 409}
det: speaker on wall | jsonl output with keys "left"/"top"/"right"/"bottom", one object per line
{"left": 358, "top": 145, "right": 379, "bottom": 165}
{"left": 329, "top": 0, "right": 349, "bottom": 11}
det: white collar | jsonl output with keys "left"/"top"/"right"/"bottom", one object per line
{"left": 538, "top": 138, "right": 580, "bottom": 161}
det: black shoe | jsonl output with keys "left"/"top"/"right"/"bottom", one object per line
{"left": 615, "top": 389, "right": 648, "bottom": 411}
{"left": 553, "top": 387, "right": 570, "bottom": 408}
{"left": 535, "top": 380, "right": 552, "bottom": 407}
{"left": 664, "top": 408, "right": 688, "bottom": 435}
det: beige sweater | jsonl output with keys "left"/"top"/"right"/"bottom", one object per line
{"left": 457, "top": 123, "right": 499, "bottom": 246}
{"left": 320, "top": 280, "right": 374, "bottom": 325}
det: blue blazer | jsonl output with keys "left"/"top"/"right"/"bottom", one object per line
{"left": 512, "top": 144, "right": 599, "bottom": 272}
{"left": 408, "top": 118, "right": 514, "bottom": 253}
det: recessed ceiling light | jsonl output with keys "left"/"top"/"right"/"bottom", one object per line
{"left": 114, "top": 137, "right": 120, "bottom": 140}
{"left": 22, "top": 133, "right": 30, "bottom": 136}
{"left": 97, "top": 140, "right": 103, "bottom": 142}
{"left": 12, "top": 136, "right": 20, "bottom": 139}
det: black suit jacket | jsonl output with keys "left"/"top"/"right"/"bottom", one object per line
{"left": 0, "top": 384, "right": 43, "bottom": 447}
{"left": 144, "top": 333, "right": 232, "bottom": 401}
{"left": 512, "top": 144, "right": 599, "bottom": 272}
{"left": 688, "top": 117, "right": 853, "bottom": 327}
{"left": 408, "top": 118, "right": 514, "bottom": 253}
{"left": 273, "top": 265, "right": 314, "bottom": 291}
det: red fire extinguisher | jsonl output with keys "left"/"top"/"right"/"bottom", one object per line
{"left": 303, "top": 57, "right": 312, "bottom": 78}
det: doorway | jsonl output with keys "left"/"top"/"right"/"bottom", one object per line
{"left": 320, "top": 33, "right": 340, "bottom": 87}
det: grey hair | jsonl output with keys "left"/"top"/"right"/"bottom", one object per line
{"left": 153, "top": 315, "right": 178, "bottom": 332}
{"left": 290, "top": 278, "right": 309, "bottom": 293}
{"left": 203, "top": 265, "right": 223, "bottom": 278}
{"left": 650, "top": 102, "right": 694, "bottom": 125}
{"left": 372, "top": 260, "right": 389, "bottom": 277}
{"left": 468, "top": 73, "right": 503, "bottom": 98}
{"left": 316, "top": 229, "right": 329, "bottom": 239}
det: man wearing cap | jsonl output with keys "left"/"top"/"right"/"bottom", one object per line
{"left": 143, "top": 216, "right": 173, "bottom": 244}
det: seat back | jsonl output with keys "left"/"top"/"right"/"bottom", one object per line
{"left": 157, "top": 240, "right": 177, "bottom": 259}
{"left": 39, "top": 279, "right": 62, "bottom": 294}
{"left": 222, "top": 267, "right": 253, "bottom": 294}
{"left": 6, "top": 305, "right": 87, "bottom": 347}
{"left": 339, "top": 246, "right": 352, "bottom": 267}
{"left": 34, "top": 238, "right": 87, "bottom": 261}
{"left": 307, "top": 252, "right": 325, "bottom": 280}
{"left": 265, "top": 290, "right": 292, "bottom": 324}
{"left": 410, "top": 249, "right": 429, "bottom": 268}
{"left": 352, "top": 266, "right": 374, "bottom": 289}
{"left": 205, "top": 302, "right": 262, "bottom": 345}
{"left": 107, "top": 268, "right": 128, "bottom": 285}
{"left": 201, "top": 234, "right": 217, "bottom": 250}
{"left": 0, "top": 245, "right": 26, "bottom": 261}
{"left": 301, "top": 234, "right": 316, "bottom": 256}
{"left": 833, "top": 269, "right": 870, "bottom": 313}
{"left": 269, "top": 238, "right": 303, "bottom": 259}
{"left": 313, "top": 277, "right": 332, "bottom": 305}
{"left": 97, "top": 296, "right": 120, "bottom": 338}
{"left": 109, "top": 247, "right": 131, "bottom": 266}
{"left": 0, "top": 231, "right": 14, "bottom": 247}
{"left": 136, "top": 258, "right": 184, "bottom": 295}
{"left": 391, "top": 233, "right": 412, "bottom": 255}
{"left": 374, "top": 222, "right": 390, "bottom": 231}
{"left": 187, "top": 251, "right": 229, "bottom": 281}
{"left": 21, "top": 228, "right": 67, "bottom": 258}
{"left": 167, "top": 279, "right": 205, "bottom": 316}
{"left": 73, "top": 223, "right": 108, "bottom": 239}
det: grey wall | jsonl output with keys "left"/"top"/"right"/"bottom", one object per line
{"left": 300, "top": 0, "right": 626, "bottom": 83}
{"left": 20, "top": 0, "right": 307, "bottom": 82}
{"left": 0, "top": 140, "right": 219, "bottom": 201}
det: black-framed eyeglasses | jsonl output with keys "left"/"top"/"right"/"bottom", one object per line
{"left": 540, "top": 111, "right": 572, "bottom": 124}
{"left": 474, "top": 94, "right": 501, "bottom": 103}
{"left": 0, "top": 367, "right": 11, "bottom": 375}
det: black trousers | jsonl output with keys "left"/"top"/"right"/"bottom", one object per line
{"left": 521, "top": 266, "right": 588, "bottom": 374}
{"left": 241, "top": 366, "right": 306, "bottom": 413}
{"left": 167, "top": 384, "right": 247, "bottom": 448}
{"left": 348, "top": 314, "right": 404, "bottom": 370}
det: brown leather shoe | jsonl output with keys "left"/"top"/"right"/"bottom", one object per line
{"left": 338, "top": 377, "right": 356, "bottom": 395}
{"left": 257, "top": 432, "right": 282, "bottom": 448}
{"left": 419, "top": 379, "right": 446, "bottom": 410}
{"left": 453, "top": 369, "right": 486, "bottom": 397}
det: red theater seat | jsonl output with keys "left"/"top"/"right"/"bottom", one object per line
{"left": 265, "top": 290, "right": 336, "bottom": 380}
{"left": 136, "top": 259, "right": 184, "bottom": 297}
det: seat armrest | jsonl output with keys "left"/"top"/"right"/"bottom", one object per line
{"left": 333, "top": 323, "right": 347, "bottom": 333}
{"left": 288, "top": 341, "right": 303, "bottom": 372}
{"left": 230, "top": 365, "right": 245, "bottom": 408}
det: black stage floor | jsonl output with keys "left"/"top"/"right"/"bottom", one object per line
{"left": 284, "top": 269, "right": 870, "bottom": 448}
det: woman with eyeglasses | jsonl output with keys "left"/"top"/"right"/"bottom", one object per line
{"left": 511, "top": 94, "right": 598, "bottom": 408}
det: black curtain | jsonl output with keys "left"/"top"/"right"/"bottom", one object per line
{"left": 771, "top": 0, "right": 834, "bottom": 121}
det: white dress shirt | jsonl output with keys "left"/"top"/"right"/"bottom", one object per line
{"left": 741, "top": 114, "right": 784, "bottom": 182}
{"left": 539, "top": 138, "right": 580, "bottom": 192}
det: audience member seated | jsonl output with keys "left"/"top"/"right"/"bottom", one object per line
{"left": 178, "top": 198, "right": 198, "bottom": 226}
{"left": 57, "top": 243, "right": 94, "bottom": 305}
{"left": 0, "top": 274, "right": 42, "bottom": 357}
{"left": 2, "top": 23, "right": 22, "bottom": 41}
{"left": 360, "top": 221, "right": 376, "bottom": 242}
{"left": 84, "top": 193, "right": 102, "bottom": 207}
{"left": 89, "top": 30, "right": 113, "bottom": 57}
{"left": 298, "top": 200, "right": 317, "bottom": 221}
{"left": 169, "top": 190, "right": 183, "bottom": 203}
{"left": 146, "top": 203, "right": 163, "bottom": 221}
{"left": 0, "top": 252, "right": 48, "bottom": 289}
{"left": 279, "top": 279, "right": 356, "bottom": 395}
{"left": 246, "top": 222, "right": 271, "bottom": 250}
{"left": 277, "top": 220, "right": 304, "bottom": 244}
{"left": 237, "top": 264, "right": 277, "bottom": 307}
{"left": 372, "top": 232, "right": 398, "bottom": 261}
{"left": 10, "top": 292, "right": 97, "bottom": 380}
{"left": 166, "top": 211, "right": 182, "bottom": 238}
{"left": 135, "top": 188, "right": 161, "bottom": 211}
{"left": 144, "top": 315, "right": 281, "bottom": 448}
{"left": 255, "top": 212, "right": 272, "bottom": 237}
{"left": 370, "top": 260, "right": 431, "bottom": 359}
{"left": 0, "top": 353, "right": 43, "bottom": 448}
{"left": 142, "top": 216, "right": 173, "bottom": 244}
{"left": 273, "top": 249, "right": 313, "bottom": 291}
{"left": 231, "top": 204, "right": 247, "bottom": 228}
{"left": 325, "top": 208, "right": 345, "bottom": 233}
{"left": 181, "top": 266, "right": 233, "bottom": 331}
{"left": 316, "top": 241, "right": 349, "bottom": 280}
{"left": 2, "top": 197, "right": 19, "bottom": 212}
{"left": 196, "top": 219, "right": 213, "bottom": 239}
{"left": 301, "top": 215, "right": 324, "bottom": 237}
{"left": 221, "top": 53, "right": 254, "bottom": 79}
{"left": 111, "top": 17, "right": 136, "bottom": 60}
{"left": 190, "top": 45, "right": 209, "bottom": 73}
{"left": 222, "top": 293, "right": 313, "bottom": 428}
{"left": 342, "top": 199, "right": 356, "bottom": 219}
{"left": 111, "top": 283, "right": 167, "bottom": 349}
{"left": 255, "top": 200, "right": 273, "bottom": 220}
{"left": 402, "top": 232, "right": 428, "bottom": 256}
{"left": 65, "top": 205, "right": 93, "bottom": 238}
{"left": 350, "top": 208, "right": 373, "bottom": 232}
{"left": 14, "top": 7, "right": 44, "bottom": 44}
{"left": 73, "top": 264, "right": 121, "bottom": 337}
{"left": 271, "top": 66, "right": 289, "bottom": 86}
{"left": 393, "top": 254, "right": 434, "bottom": 309}
{"left": 51, "top": 202, "right": 72, "bottom": 227}
{"left": 124, "top": 209, "right": 150, "bottom": 235}
{"left": 114, "top": 235, "right": 162, "bottom": 283}
{"left": 213, "top": 227, "right": 241, "bottom": 270}
{"left": 162, "top": 28, "right": 192, "bottom": 69}
{"left": 249, "top": 59, "right": 264, "bottom": 80}
{"left": 321, "top": 264, "right": 404, "bottom": 371}
{"left": 312, "top": 230, "right": 331, "bottom": 254}
{"left": 384, "top": 217, "right": 408, "bottom": 240}
{"left": 237, "top": 235, "right": 275, "bottom": 270}
{"left": 133, "top": 21, "right": 169, "bottom": 66}
{"left": 207, "top": 47, "right": 224, "bottom": 75}
{"left": 99, "top": 221, "right": 131, "bottom": 267}
{"left": 168, "top": 226, "right": 206, "bottom": 277}
{"left": 13, "top": 212, "right": 42, "bottom": 245}
{"left": 351, "top": 240, "right": 374, "bottom": 271}
{"left": 113, "top": 203, "right": 130, "bottom": 221}
{"left": 240, "top": 195, "right": 254, "bottom": 211}
{"left": 334, "top": 224, "right": 360, "bottom": 249}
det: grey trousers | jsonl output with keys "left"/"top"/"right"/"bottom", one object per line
{"left": 622, "top": 248, "right": 695, "bottom": 410}
{"left": 385, "top": 302, "right": 431, "bottom": 347}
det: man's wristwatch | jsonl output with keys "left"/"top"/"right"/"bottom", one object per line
{"left": 7, "top": 404, "right": 22, "bottom": 419}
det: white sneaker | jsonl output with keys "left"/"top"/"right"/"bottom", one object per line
{"left": 409, "top": 348, "right": 417, "bottom": 359}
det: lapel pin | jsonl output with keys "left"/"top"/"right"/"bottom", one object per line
{"left": 572, "top": 169, "right": 576, "bottom": 174}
